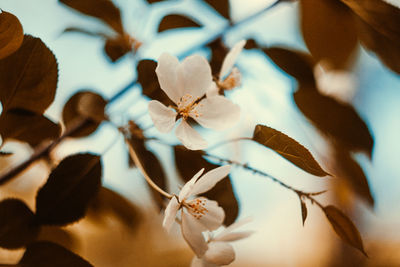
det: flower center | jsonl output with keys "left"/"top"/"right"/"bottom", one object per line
{"left": 187, "top": 198, "right": 208, "bottom": 219}
{"left": 176, "top": 94, "right": 203, "bottom": 119}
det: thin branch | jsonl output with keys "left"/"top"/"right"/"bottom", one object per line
{"left": 0, "top": 0, "right": 283, "bottom": 186}
{"left": 204, "top": 153, "right": 325, "bottom": 208}
{"left": 207, "top": 137, "right": 252, "bottom": 151}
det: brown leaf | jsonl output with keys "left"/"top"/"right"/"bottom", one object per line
{"left": 323, "top": 205, "right": 367, "bottom": 256}
{"left": 126, "top": 123, "right": 167, "bottom": 210}
{"left": 300, "top": 0, "right": 358, "bottom": 68}
{"left": 35, "top": 153, "right": 102, "bottom": 226}
{"left": 0, "top": 35, "right": 58, "bottom": 114}
{"left": 0, "top": 109, "right": 61, "bottom": 147}
{"left": 158, "top": 14, "right": 201, "bottom": 32}
{"left": 174, "top": 146, "right": 239, "bottom": 225}
{"left": 19, "top": 241, "right": 93, "bottom": 267}
{"left": 0, "top": 199, "right": 40, "bottom": 249}
{"left": 104, "top": 35, "right": 132, "bottom": 62}
{"left": 334, "top": 146, "right": 374, "bottom": 206}
{"left": 208, "top": 38, "right": 229, "bottom": 76}
{"left": 63, "top": 27, "right": 107, "bottom": 38}
{"left": 294, "top": 87, "right": 374, "bottom": 156}
{"left": 62, "top": 90, "right": 107, "bottom": 138}
{"left": 37, "top": 226, "right": 77, "bottom": 251}
{"left": 204, "top": 0, "right": 230, "bottom": 20}
{"left": 88, "top": 187, "right": 140, "bottom": 229}
{"left": 146, "top": 0, "right": 166, "bottom": 3}
{"left": 0, "top": 11, "right": 24, "bottom": 59}
{"left": 299, "top": 196, "right": 308, "bottom": 226}
{"left": 137, "top": 60, "right": 173, "bottom": 106}
{"left": 252, "top": 125, "right": 329, "bottom": 177}
{"left": 262, "top": 47, "right": 315, "bottom": 85}
{"left": 59, "top": 0, "right": 123, "bottom": 34}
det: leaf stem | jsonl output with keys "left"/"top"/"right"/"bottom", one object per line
{"left": 203, "top": 153, "right": 325, "bottom": 208}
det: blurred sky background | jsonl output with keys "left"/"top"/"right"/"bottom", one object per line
{"left": 1, "top": 0, "right": 400, "bottom": 266}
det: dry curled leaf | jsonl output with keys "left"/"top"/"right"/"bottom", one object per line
{"left": 0, "top": 199, "right": 40, "bottom": 249}
{"left": 59, "top": 0, "right": 123, "bottom": 34}
{"left": 0, "top": 11, "right": 24, "bottom": 59}
{"left": 0, "top": 109, "right": 61, "bottom": 147}
{"left": 174, "top": 145, "right": 239, "bottom": 225}
{"left": 35, "top": 153, "right": 102, "bottom": 226}
{"left": 158, "top": 14, "right": 201, "bottom": 32}
{"left": 0, "top": 35, "right": 58, "bottom": 114}
{"left": 252, "top": 125, "right": 329, "bottom": 177}
{"left": 300, "top": 0, "right": 358, "bottom": 68}
{"left": 62, "top": 90, "right": 107, "bottom": 138}
{"left": 324, "top": 205, "right": 367, "bottom": 256}
{"left": 19, "top": 241, "right": 93, "bottom": 267}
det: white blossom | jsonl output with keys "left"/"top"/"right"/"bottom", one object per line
{"left": 163, "top": 165, "right": 231, "bottom": 257}
{"left": 191, "top": 218, "right": 253, "bottom": 267}
{"left": 148, "top": 53, "right": 240, "bottom": 150}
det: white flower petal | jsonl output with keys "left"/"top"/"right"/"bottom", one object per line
{"left": 191, "top": 257, "right": 218, "bottom": 267}
{"left": 219, "top": 40, "right": 246, "bottom": 81}
{"left": 177, "top": 55, "right": 213, "bottom": 100}
{"left": 214, "top": 231, "right": 253, "bottom": 242}
{"left": 179, "top": 168, "right": 205, "bottom": 202}
{"left": 206, "top": 82, "right": 219, "bottom": 98}
{"left": 181, "top": 211, "right": 208, "bottom": 257}
{"left": 156, "top": 53, "right": 184, "bottom": 103}
{"left": 148, "top": 100, "right": 176, "bottom": 133}
{"left": 204, "top": 241, "right": 235, "bottom": 266}
{"left": 190, "top": 165, "right": 231, "bottom": 196}
{"left": 175, "top": 120, "right": 208, "bottom": 150}
{"left": 162, "top": 196, "right": 180, "bottom": 232}
{"left": 192, "top": 96, "right": 240, "bottom": 130}
{"left": 186, "top": 198, "right": 224, "bottom": 231}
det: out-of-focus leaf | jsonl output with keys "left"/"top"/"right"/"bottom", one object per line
{"left": 0, "top": 151, "right": 13, "bottom": 156}
{"left": 0, "top": 199, "right": 40, "bottom": 249}
{"left": 35, "top": 153, "right": 102, "bottom": 226}
{"left": 37, "top": 226, "right": 77, "bottom": 251}
{"left": 334, "top": 146, "right": 374, "bottom": 206}
{"left": 298, "top": 196, "right": 308, "bottom": 226}
{"left": 252, "top": 125, "right": 329, "bottom": 177}
{"left": 104, "top": 35, "right": 132, "bottom": 62}
{"left": 0, "top": 109, "right": 61, "bottom": 147}
{"left": 341, "top": 0, "right": 400, "bottom": 74}
{"left": 63, "top": 27, "right": 107, "bottom": 38}
{"left": 204, "top": 0, "right": 230, "bottom": 20}
{"left": 208, "top": 38, "right": 229, "bottom": 76}
{"left": 89, "top": 187, "right": 140, "bottom": 229}
{"left": 244, "top": 39, "right": 258, "bottom": 50}
{"left": 62, "top": 91, "right": 107, "bottom": 137}
{"left": 300, "top": 0, "right": 357, "bottom": 68}
{"left": 19, "top": 241, "right": 93, "bottom": 267}
{"left": 126, "top": 122, "right": 167, "bottom": 210}
{"left": 262, "top": 47, "right": 315, "bottom": 85}
{"left": 158, "top": 14, "right": 201, "bottom": 32}
{"left": 174, "top": 146, "right": 239, "bottom": 225}
{"left": 137, "top": 60, "right": 173, "bottom": 106}
{"left": 323, "top": 205, "right": 367, "bottom": 256}
{"left": 59, "top": 0, "right": 123, "bottom": 34}
{"left": 294, "top": 87, "right": 374, "bottom": 156}
{"left": 0, "top": 35, "right": 58, "bottom": 114}
{"left": 146, "top": 0, "right": 166, "bottom": 3}
{"left": 0, "top": 11, "right": 24, "bottom": 59}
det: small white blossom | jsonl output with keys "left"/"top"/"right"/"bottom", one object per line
{"left": 191, "top": 218, "right": 253, "bottom": 267}
{"left": 148, "top": 53, "right": 240, "bottom": 150}
{"left": 163, "top": 165, "right": 231, "bottom": 257}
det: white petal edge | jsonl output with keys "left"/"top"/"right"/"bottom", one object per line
{"left": 179, "top": 168, "right": 205, "bottom": 202}
{"left": 192, "top": 96, "right": 240, "bottom": 131}
{"left": 162, "top": 196, "right": 180, "bottom": 232}
{"left": 187, "top": 198, "right": 224, "bottom": 231}
{"left": 190, "top": 165, "right": 231, "bottom": 196}
{"left": 156, "top": 53, "right": 183, "bottom": 103}
{"left": 181, "top": 211, "right": 208, "bottom": 257}
{"left": 175, "top": 120, "right": 208, "bottom": 150}
{"left": 177, "top": 55, "right": 213, "bottom": 100}
{"left": 219, "top": 40, "right": 246, "bottom": 81}
{"left": 204, "top": 241, "right": 235, "bottom": 266}
{"left": 214, "top": 231, "right": 254, "bottom": 242}
{"left": 148, "top": 100, "right": 176, "bottom": 133}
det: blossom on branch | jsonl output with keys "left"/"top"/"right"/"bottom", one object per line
{"left": 191, "top": 218, "right": 253, "bottom": 267}
{"left": 163, "top": 165, "right": 231, "bottom": 257}
{"left": 148, "top": 53, "right": 240, "bottom": 150}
